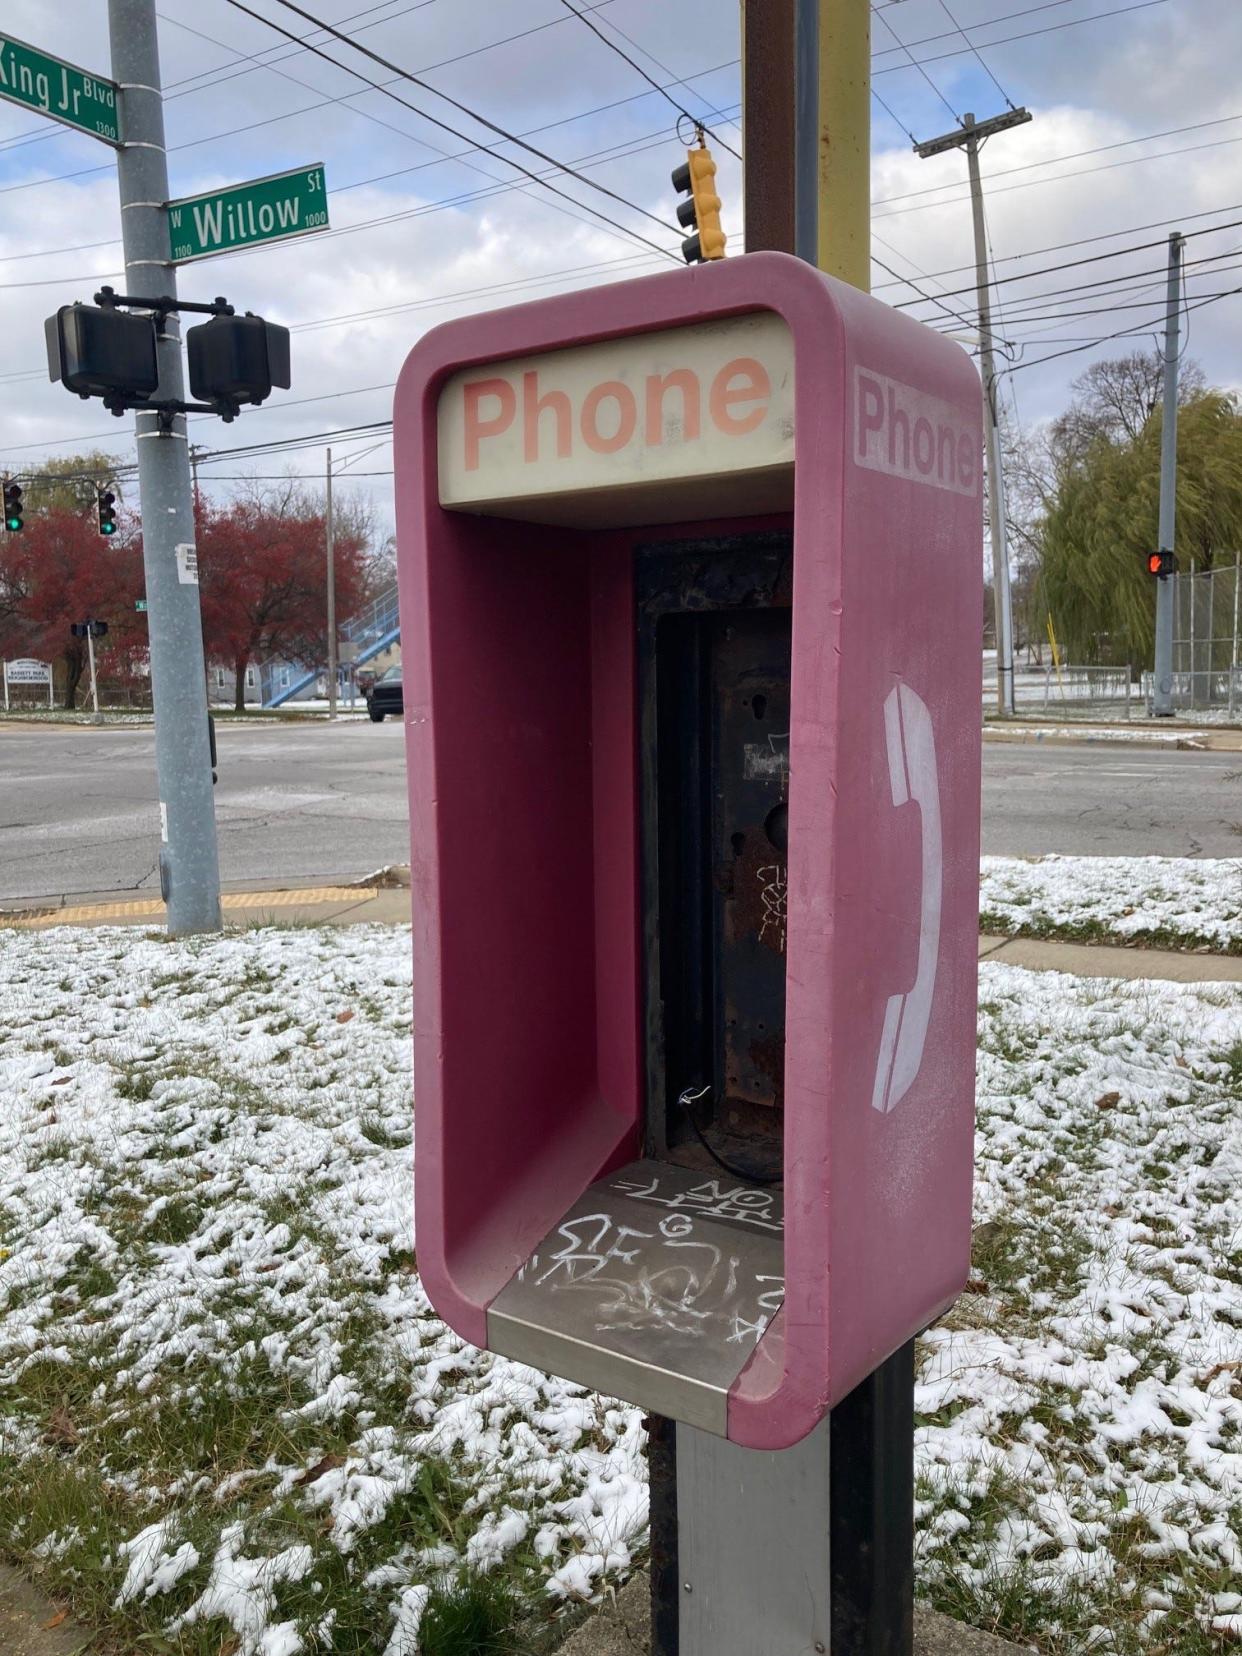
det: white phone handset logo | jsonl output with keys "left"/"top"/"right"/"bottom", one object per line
{"left": 870, "top": 683, "right": 943, "bottom": 1115}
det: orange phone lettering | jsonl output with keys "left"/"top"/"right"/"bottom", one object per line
{"left": 709, "top": 357, "right": 771, "bottom": 436}
{"left": 463, "top": 377, "right": 516, "bottom": 471}
{"left": 523, "top": 371, "right": 572, "bottom": 462}
{"left": 581, "top": 380, "right": 637, "bottom": 455}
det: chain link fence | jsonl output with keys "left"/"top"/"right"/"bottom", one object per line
{"left": 1167, "top": 559, "right": 1242, "bottom": 713}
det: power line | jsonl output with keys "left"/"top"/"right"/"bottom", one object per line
{"left": 243, "top": 0, "right": 679, "bottom": 242}
{"left": 871, "top": 2, "right": 960, "bottom": 124}
{"left": 935, "top": 0, "right": 1018, "bottom": 112}
{"left": 554, "top": 0, "right": 741, "bottom": 160}
{"left": 1003, "top": 280, "right": 1242, "bottom": 376}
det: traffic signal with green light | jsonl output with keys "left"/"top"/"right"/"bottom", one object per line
{"left": 671, "top": 144, "right": 726, "bottom": 264}
{"left": 3, "top": 480, "right": 23, "bottom": 533}
{"left": 97, "top": 489, "right": 117, "bottom": 536}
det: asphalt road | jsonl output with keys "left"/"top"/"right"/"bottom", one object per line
{"left": 0, "top": 721, "right": 1238, "bottom": 903}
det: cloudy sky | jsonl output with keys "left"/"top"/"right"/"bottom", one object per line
{"left": 2, "top": 0, "right": 1240, "bottom": 533}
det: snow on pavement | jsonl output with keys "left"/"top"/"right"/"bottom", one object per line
{"left": 0, "top": 925, "right": 1238, "bottom": 1653}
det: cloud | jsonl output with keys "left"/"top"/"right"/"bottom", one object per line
{"left": 1, "top": 0, "right": 1238, "bottom": 534}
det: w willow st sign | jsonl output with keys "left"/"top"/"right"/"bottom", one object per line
{"left": 167, "top": 165, "right": 329, "bottom": 263}
{"left": 0, "top": 32, "right": 120, "bottom": 144}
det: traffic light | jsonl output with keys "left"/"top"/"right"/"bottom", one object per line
{"left": 671, "top": 143, "right": 726, "bottom": 264}
{"left": 97, "top": 489, "right": 117, "bottom": 536}
{"left": 186, "top": 313, "right": 291, "bottom": 412}
{"left": 1147, "top": 550, "right": 1177, "bottom": 578}
{"left": 3, "top": 480, "right": 22, "bottom": 533}
{"left": 45, "top": 303, "right": 159, "bottom": 402}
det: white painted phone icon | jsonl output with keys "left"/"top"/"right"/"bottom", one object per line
{"left": 870, "top": 683, "right": 943, "bottom": 1115}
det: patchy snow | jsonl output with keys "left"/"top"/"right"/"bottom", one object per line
{"left": 984, "top": 724, "right": 1203, "bottom": 746}
{"left": 980, "top": 854, "right": 1242, "bottom": 950}
{"left": 0, "top": 924, "right": 1238, "bottom": 1652}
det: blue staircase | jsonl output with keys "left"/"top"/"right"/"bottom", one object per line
{"left": 262, "top": 585, "right": 401, "bottom": 708}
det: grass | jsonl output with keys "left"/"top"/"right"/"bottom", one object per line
{"left": 979, "top": 908, "right": 1242, "bottom": 956}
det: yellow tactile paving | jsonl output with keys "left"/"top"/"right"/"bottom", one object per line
{"left": 0, "top": 886, "right": 377, "bottom": 930}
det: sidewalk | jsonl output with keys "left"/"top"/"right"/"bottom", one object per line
{"left": 5, "top": 881, "right": 1242, "bottom": 986}
{"left": 982, "top": 719, "right": 1242, "bottom": 751}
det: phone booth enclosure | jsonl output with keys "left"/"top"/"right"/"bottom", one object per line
{"left": 394, "top": 252, "right": 982, "bottom": 1450}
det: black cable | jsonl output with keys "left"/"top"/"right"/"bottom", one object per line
{"left": 247, "top": 0, "right": 680, "bottom": 243}
{"left": 936, "top": 0, "right": 1019, "bottom": 110}
{"left": 555, "top": 0, "right": 741, "bottom": 160}
{"left": 872, "top": 2, "right": 961, "bottom": 124}
{"left": 677, "top": 1088, "right": 782, "bottom": 1187}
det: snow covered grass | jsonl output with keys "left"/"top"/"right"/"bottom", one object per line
{"left": 980, "top": 856, "right": 1242, "bottom": 954}
{"left": 0, "top": 926, "right": 1239, "bottom": 1654}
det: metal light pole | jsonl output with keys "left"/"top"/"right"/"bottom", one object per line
{"left": 1152, "top": 232, "right": 1183, "bottom": 717}
{"left": 916, "top": 108, "right": 1032, "bottom": 718}
{"left": 86, "top": 626, "right": 101, "bottom": 722}
{"left": 110, "top": 0, "right": 222, "bottom": 933}
{"left": 326, "top": 447, "right": 337, "bottom": 720}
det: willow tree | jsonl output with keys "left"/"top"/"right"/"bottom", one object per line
{"left": 1038, "top": 388, "right": 1242, "bottom": 664}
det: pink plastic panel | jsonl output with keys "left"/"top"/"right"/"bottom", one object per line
{"left": 393, "top": 253, "right": 982, "bottom": 1447}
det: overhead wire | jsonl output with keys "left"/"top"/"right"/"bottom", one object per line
{"left": 936, "top": 0, "right": 1018, "bottom": 111}
{"left": 245, "top": 0, "right": 680, "bottom": 236}
{"left": 871, "top": 1, "right": 961, "bottom": 124}
{"left": 554, "top": 0, "right": 741, "bottom": 159}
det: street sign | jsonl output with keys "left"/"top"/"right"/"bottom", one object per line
{"left": 0, "top": 34, "right": 120, "bottom": 145}
{"left": 3, "top": 658, "right": 53, "bottom": 710}
{"left": 135, "top": 599, "right": 148, "bottom": 612}
{"left": 167, "top": 165, "right": 328, "bottom": 263}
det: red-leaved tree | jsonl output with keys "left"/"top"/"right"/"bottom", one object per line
{"left": 197, "top": 482, "right": 369, "bottom": 709}
{"left": 0, "top": 508, "right": 145, "bottom": 707}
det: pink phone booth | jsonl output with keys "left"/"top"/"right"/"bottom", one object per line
{"left": 393, "top": 250, "right": 982, "bottom": 1451}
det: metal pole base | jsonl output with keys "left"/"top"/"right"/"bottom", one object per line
{"left": 648, "top": 1341, "right": 914, "bottom": 1656}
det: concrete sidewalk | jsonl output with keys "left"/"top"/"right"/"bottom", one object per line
{"left": 556, "top": 1574, "right": 1033, "bottom": 1655}
{"left": 5, "top": 881, "right": 1241, "bottom": 986}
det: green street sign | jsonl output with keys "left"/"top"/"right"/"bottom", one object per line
{"left": 167, "top": 165, "right": 328, "bottom": 263}
{"left": 0, "top": 33, "right": 120, "bottom": 145}
{"left": 135, "top": 599, "right": 148, "bottom": 613}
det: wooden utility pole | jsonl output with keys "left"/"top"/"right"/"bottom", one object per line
{"left": 916, "top": 108, "right": 1032, "bottom": 717}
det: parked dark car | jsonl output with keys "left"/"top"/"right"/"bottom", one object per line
{"left": 366, "top": 665, "right": 403, "bottom": 722}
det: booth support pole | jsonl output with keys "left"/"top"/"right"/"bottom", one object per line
{"left": 815, "top": 0, "right": 871, "bottom": 290}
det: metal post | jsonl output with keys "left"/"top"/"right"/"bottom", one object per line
{"left": 86, "top": 626, "right": 101, "bottom": 721}
{"left": 1153, "top": 232, "right": 1182, "bottom": 717}
{"left": 793, "top": 0, "right": 820, "bottom": 265}
{"left": 816, "top": 0, "right": 870, "bottom": 289}
{"left": 1230, "top": 556, "right": 1239, "bottom": 716}
{"left": 110, "top": 0, "right": 222, "bottom": 933}
{"left": 326, "top": 447, "right": 338, "bottom": 720}
{"left": 963, "top": 120, "right": 1015, "bottom": 717}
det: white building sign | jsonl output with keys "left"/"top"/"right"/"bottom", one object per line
{"left": 3, "top": 658, "right": 54, "bottom": 709}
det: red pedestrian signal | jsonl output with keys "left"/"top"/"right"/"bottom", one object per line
{"left": 1147, "top": 550, "right": 1176, "bottom": 577}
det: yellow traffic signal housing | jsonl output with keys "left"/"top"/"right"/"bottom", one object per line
{"left": 671, "top": 145, "right": 726, "bottom": 263}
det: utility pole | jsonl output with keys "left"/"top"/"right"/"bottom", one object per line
{"left": 917, "top": 108, "right": 1031, "bottom": 718}
{"left": 326, "top": 447, "right": 337, "bottom": 720}
{"left": 1152, "top": 232, "right": 1183, "bottom": 716}
{"left": 110, "top": 0, "right": 222, "bottom": 933}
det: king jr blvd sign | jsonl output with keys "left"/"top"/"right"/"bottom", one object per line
{"left": 0, "top": 34, "right": 120, "bottom": 144}
{"left": 167, "top": 166, "right": 328, "bottom": 262}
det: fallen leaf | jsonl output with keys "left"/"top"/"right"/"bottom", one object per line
{"left": 1103, "top": 1203, "right": 1123, "bottom": 1218}
{"left": 296, "top": 1451, "right": 345, "bottom": 1486}
{"left": 51, "top": 1077, "right": 71, "bottom": 1087}
{"left": 961, "top": 1277, "right": 990, "bottom": 1295}
{"left": 1095, "top": 1091, "right": 1121, "bottom": 1110}
{"left": 335, "top": 1010, "right": 355, "bottom": 1025}
{"left": 44, "top": 1405, "right": 80, "bottom": 1447}
{"left": 1174, "top": 1055, "right": 1190, "bottom": 1070}
{"left": 42, "top": 1610, "right": 69, "bottom": 1630}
